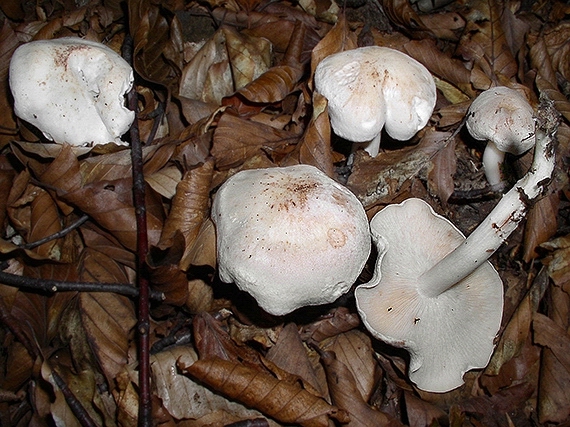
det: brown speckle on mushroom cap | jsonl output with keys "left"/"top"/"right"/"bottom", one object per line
{"left": 212, "top": 164, "right": 371, "bottom": 316}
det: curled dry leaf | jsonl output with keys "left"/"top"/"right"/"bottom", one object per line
{"left": 426, "top": 135, "right": 457, "bottom": 204}
{"left": 152, "top": 346, "right": 270, "bottom": 422}
{"left": 237, "top": 65, "right": 304, "bottom": 104}
{"left": 319, "top": 349, "right": 402, "bottom": 427}
{"left": 28, "top": 189, "right": 62, "bottom": 260}
{"left": 180, "top": 356, "right": 350, "bottom": 427}
{"left": 158, "top": 159, "right": 214, "bottom": 253}
{"left": 523, "top": 193, "right": 559, "bottom": 262}
{"left": 282, "top": 92, "right": 334, "bottom": 176}
{"left": 300, "top": 307, "right": 361, "bottom": 343}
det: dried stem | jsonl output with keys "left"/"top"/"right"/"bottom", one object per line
{"left": 0, "top": 270, "right": 165, "bottom": 300}
{"left": 51, "top": 369, "right": 99, "bottom": 427}
{"left": 20, "top": 214, "right": 89, "bottom": 250}
{"left": 123, "top": 34, "right": 152, "bottom": 427}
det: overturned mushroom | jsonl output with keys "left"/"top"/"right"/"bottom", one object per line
{"left": 355, "top": 101, "right": 556, "bottom": 392}
{"left": 466, "top": 86, "right": 535, "bottom": 191}
{"left": 211, "top": 164, "right": 371, "bottom": 316}
{"left": 9, "top": 37, "right": 134, "bottom": 147}
{"left": 314, "top": 46, "right": 437, "bottom": 157}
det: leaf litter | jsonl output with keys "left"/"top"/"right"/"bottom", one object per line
{"left": 1, "top": 0, "right": 570, "bottom": 426}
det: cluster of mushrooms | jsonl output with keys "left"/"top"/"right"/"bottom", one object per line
{"left": 9, "top": 39, "right": 556, "bottom": 393}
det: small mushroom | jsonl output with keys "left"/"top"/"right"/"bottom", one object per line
{"left": 355, "top": 105, "right": 556, "bottom": 392}
{"left": 465, "top": 86, "right": 535, "bottom": 191}
{"left": 314, "top": 46, "right": 437, "bottom": 157}
{"left": 9, "top": 37, "right": 135, "bottom": 147}
{"left": 211, "top": 164, "right": 371, "bottom": 316}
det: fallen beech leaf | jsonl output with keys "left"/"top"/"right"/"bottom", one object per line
{"left": 457, "top": 0, "right": 518, "bottom": 81}
{"left": 180, "top": 357, "right": 350, "bottom": 427}
{"left": 79, "top": 292, "right": 137, "bottom": 387}
{"left": 186, "top": 278, "right": 214, "bottom": 313}
{"left": 158, "top": 159, "right": 214, "bottom": 253}
{"left": 523, "top": 193, "right": 559, "bottom": 262}
{"left": 347, "top": 130, "right": 449, "bottom": 208}
{"left": 300, "top": 307, "right": 360, "bottom": 343}
{"left": 404, "top": 392, "right": 447, "bottom": 427}
{"left": 319, "top": 350, "right": 401, "bottom": 427}
{"left": 237, "top": 65, "right": 304, "bottom": 104}
{"left": 282, "top": 92, "right": 334, "bottom": 176}
{"left": 129, "top": 0, "right": 183, "bottom": 93}
{"left": 28, "top": 189, "right": 62, "bottom": 260}
{"left": 145, "top": 165, "right": 183, "bottom": 199}
{"left": 266, "top": 323, "right": 326, "bottom": 398}
{"left": 536, "top": 74, "right": 570, "bottom": 123}
{"left": 152, "top": 346, "right": 270, "bottom": 422}
{"left": 427, "top": 136, "right": 457, "bottom": 204}
{"left": 310, "top": 14, "right": 357, "bottom": 82}
{"left": 225, "top": 28, "right": 272, "bottom": 91}
{"left": 321, "top": 330, "right": 377, "bottom": 402}
{"left": 211, "top": 112, "right": 300, "bottom": 169}
{"left": 533, "top": 312, "right": 570, "bottom": 423}
{"left": 0, "top": 21, "right": 19, "bottom": 149}
{"left": 179, "top": 29, "right": 233, "bottom": 104}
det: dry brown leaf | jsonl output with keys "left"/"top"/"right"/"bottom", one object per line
{"left": 427, "top": 135, "right": 457, "bottom": 203}
{"left": 536, "top": 74, "right": 570, "bottom": 123}
{"left": 145, "top": 165, "right": 183, "bottom": 199}
{"left": 79, "top": 292, "right": 137, "bottom": 387}
{"left": 310, "top": 14, "right": 357, "bottom": 83}
{"left": 299, "top": 307, "right": 360, "bottom": 342}
{"left": 347, "top": 130, "right": 449, "bottom": 208}
{"left": 404, "top": 392, "right": 447, "bottom": 427}
{"left": 541, "top": 22, "right": 570, "bottom": 82}
{"left": 180, "top": 356, "right": 350, "bottom": 427}
{"left": 457, "top": 0, "right": 518, "bottom": 82}
{"left": 417, "top": 11, "right": 465, "bottom": 41}
{"left": 403, "top": 39, "right": 480, "bottom": 98}
{"left": 266, "top": 323, "right": 326, "bottom": 398}
{"left": 529, "top": 36, "right": 558, "bottom": 87}
{"left": 381, "top": 0, "right": 432, "bottom": 38}
{"left": 319, "top": 350, "right": 401, "bottom": 427}
{"left": 28, "top": 190, "right": 62, "bottom": 260}
{"left": 536, "top": 283, "right": 570, "bottom": 423}
{"left": 129, "top": 0, "right": 183, "bottom": 93}
{"left": 237, "top": 65, "right": 304, "bottom": 104}
{"left": 225, "top": 28, "right": 272, "bottom": 91}
{"left": 321, "top": 330, "right": 377, "bottom": 401}
{"left": 0, "top": 21, "right": 20, "bottom": 149}
{"left": 211, "top": 112, "right": 300, "bottom": 169}
{"left": 282, "top": 92, "right": 334, "bottom": 177}
{"left": 192, "top": 311, "right": 266, "bottom": 370}
{"left": 523, "top": 193, "right": 559, "bottom": 262}
{"left": 180, "top": 218, "right": 217, "bottom": 270}
{"left": 158, "top": 159, "right": 214, "bottom": 253}
{"left": 152, "top": 346, "right": 271, "bottom": 422}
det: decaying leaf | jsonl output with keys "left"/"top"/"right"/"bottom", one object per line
{"left": 180, "top": 356, "right": 350, "bottom": 427}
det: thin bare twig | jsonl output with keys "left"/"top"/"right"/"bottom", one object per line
{"left": 19, "top": 214, "right": 89, "bottom": 250}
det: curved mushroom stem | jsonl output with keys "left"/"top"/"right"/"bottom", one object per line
{"left": 418, "top": 102, "right": 557, "bottom": 298}
{"left": 364, "top": 133, "right": 382, "bottom": 157}
{"left": 482, "top": 141, "right": 507, "bottom": 192}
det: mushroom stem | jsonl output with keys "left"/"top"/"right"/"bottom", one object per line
{"left": 482, "top": 141, "right": 507, "bottom": 191}
{"left": 364, "top": 133, "right": 382, "bottom": 157}
{"left": 418, "top": 109, "right": 556, "bottom": 298}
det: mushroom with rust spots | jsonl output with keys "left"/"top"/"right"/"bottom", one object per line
{"left": 355, "top": 104, "right": 556, "bottom": 392}
{"left": 314, "top": 46, "right": 437, "bottom": 157}
{"left": 211, "top": 164, "right": 371, "bottom": 316}
{"left": 9, "top": 37, "right": 134, "bottom": 147}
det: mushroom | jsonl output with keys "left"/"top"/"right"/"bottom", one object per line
{"left": 211, "top": 164, "right": 371, "bottom": 316}
{"left": 314, "top": 46, "right": 437, "bottom": 157}
{"left": 465, "top": 86, "right": 535, "bottom": 191}
{"left": 355, "top": 102, "right": 556, "bottom": 392}
{"left": 9, "top": 37, "right": 135, "bottom": 147}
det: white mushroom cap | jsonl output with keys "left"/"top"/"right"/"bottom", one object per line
{"left": 466, "top": 86, "right": 535, "bottom": 189}
{"left": 9, "top": 37, "right": 135, "bottom": 147}
{"left": 211, "top": 164, "right": 371, "bottom": 316}
{"left": 355, "top": 198, "right": 503, "bottom": 393}
{"left": 466, "top": 86, "right": 535, "bottom": 154}
{"left": 314, "top": 46, "right": 436, "bottom": 156}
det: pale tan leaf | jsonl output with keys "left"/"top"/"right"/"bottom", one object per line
{"left": 180, "top": 357, "right": 350, "bottom": 427}
{"left": 224, "top": 27, "right": 272, "bottom": 90}
{"left": 321, "top": 330, "right": 377, "bottom": 402}
{"left": 152, "top": 346, "right": 270, "bottom": 421}
{"left": 79, "top": 292, "right": 137, "bottom": 387}
{"left": 145, "top": 165, "right": 183, "bottom": 199}
{"left": 427, "top": 136, "right": 457, "bottom": 204}
{"left": 237, "top": 65, "right": 304, "bottom": 104}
